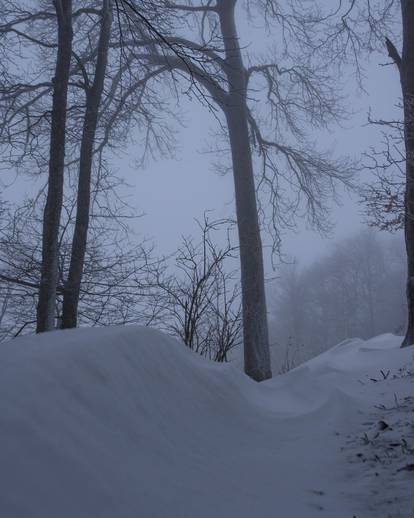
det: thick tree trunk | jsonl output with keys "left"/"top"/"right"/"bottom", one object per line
{"left": 401, "top": 0, "right": 414, "bottom": 347}
{"left": 36, "top": 0, "right": 73, "bottom": 333}
{"left": 61, "top": 0, "right": 113, "bottom": 329}
{"left": 218, "top": 0, "right": 272, "bottom": 380}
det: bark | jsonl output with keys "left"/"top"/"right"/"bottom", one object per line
{"left": 61, "top": 0, "right": 113, "bottom": 329}
{"left": 217, "top": 0, "right": 272, "bottom": 380}
{"left": 36, "top": 0, "right": 73, "bottom": 333}
{"left": 400, "top": 0, "right": 414, "bottom": 347}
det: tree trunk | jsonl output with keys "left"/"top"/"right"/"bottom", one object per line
{"left": 401, "top": 0, "right": 414, "bottom": 347}
{"left": 61, "top": 0, "right": 113, "bottom": 329}
{"left": 218, "top": 0, "right": 272, "bottom": 380}
{"left": 36, "top": 0, "right": 73, "bottom": 333}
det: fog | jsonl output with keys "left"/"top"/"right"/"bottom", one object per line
{"left": 1, "top": 2, "right": 413, "bottom": 515}
{"left": 117, "top": 29, "right": 402, "bottom": 272}
{"left": 0, "top": 0, "right": 406, "bottom": 354}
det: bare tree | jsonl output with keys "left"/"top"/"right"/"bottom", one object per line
{"left": 61, "top": 0, "right": 114, "bottom": 328}
{"left": 361, "top": 119, "right": 405, "bottom": 232}
{"left": 0, "top": 1, "right": 361, "bottom": 371}
{"left": 0, "top": 1, "right": 175, "bottom": 331}
{"left": 152, "top": 217, "right": 242, "bottom": 362}
{"left": 386, "top": 3, "right": 414, "bottom": 347}
{"left": 0, "top": 201, "right": 241, "bottom": 360}
{"left": 115, "top": 0, "right": 353, "bottom": 380}
{"left": 36, "top": 0, "right": 73, "bottom": 332}
{"left": 270, "top": 230, "right": 406, "bottom": 371}
{"left": 0, "top": 192, "right": 162, "bottom": 340}
{"left": 328, "top": 0, "right": 413, "bottom": 347}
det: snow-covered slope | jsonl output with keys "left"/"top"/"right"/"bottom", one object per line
{"left": 0, "top": 327, "right": 413, "bottom": 517}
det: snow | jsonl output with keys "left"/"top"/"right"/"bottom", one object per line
{"left": 0, "top": 326, "right": 413, "bottom": 517}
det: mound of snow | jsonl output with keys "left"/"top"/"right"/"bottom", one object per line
{"left": 0, "top": 327, "right": 412, "bottom": 517}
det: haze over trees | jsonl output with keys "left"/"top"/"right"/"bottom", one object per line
{"left": 324, "top": 0, "right": 414, "bottom": 348}
{"left": 0, "top": 0, "right": 412, "bottom": 379}
{"left": 269, "top": 230, "right": 406, "bottom": 372}
{"left": 1, "top": 3, "right": 414, "bottom": 516}
{"left": 104, "top": 0, "right": 357, "bottom": 379}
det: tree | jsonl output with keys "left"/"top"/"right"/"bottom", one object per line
{"left": 36, "top": 0, "right": 73, "bottom": 332}
{"left": 61, "top": 0, "right": 114, "bottom": 328}
{"left": 269, "top": 230, "right": 406, "bottom": 371}
{"left": 0, "top": 201, "right": 242, "bottom": 363}
{"left": 317, "top": 1, "right": 412, "bottom": 347}
{"left": 388, "top": 2, "right": 414, "bottom": 347}
{"left": 116, "top": 0, "right": 353, "bottom": 380}
{"left": 0, "top": 1, "right": 173, "bottom": 331}
{"left": 151, "top": 217, "right": 242, "bottom": 362}
{"left": 0, "top": 194, "right": 162, "bottom": 340}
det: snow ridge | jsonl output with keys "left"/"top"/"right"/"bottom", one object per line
{"left": 0, "top": 327, "right": 412, "bottom": 517}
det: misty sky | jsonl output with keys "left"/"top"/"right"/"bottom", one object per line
{"left": 121, "top": 49, "right": 401, "bottom": 274}
{"left": 1, "top": 6, "right": 403, "bottom": 278}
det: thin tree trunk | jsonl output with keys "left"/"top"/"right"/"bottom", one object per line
{"left": 401, "top": 0, "right": 414, "bottom": 347}
{"left": 36, "top": 0, "right": 73, "bottom": 333}
{"left": 61, "top": 0, "right": 113, "bottom": 329}
{"left": 218, "top": 0, "right": 272, "bottom": 380}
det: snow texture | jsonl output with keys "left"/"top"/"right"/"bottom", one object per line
{"left": 0, "top": 326, "right": 413, "bottom": 517}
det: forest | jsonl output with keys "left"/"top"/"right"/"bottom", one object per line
{"left": 0, "top": 1, "right": 413, "bottom": 517}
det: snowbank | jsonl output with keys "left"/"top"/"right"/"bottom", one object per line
{"left": 0, "top": 327, "right": 412, "bottom": 517}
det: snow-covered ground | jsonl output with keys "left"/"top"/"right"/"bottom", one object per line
{"left": 0, "top": 327, "right": 413, "bottom": 517}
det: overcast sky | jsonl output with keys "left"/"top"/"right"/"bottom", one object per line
{"left": 121, "top": 49, "right": 401, "bottom": 275}
{"left": 2, "top": 4, "right": 402, "bottom": 278}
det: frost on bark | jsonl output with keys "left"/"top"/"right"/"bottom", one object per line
{"left": 36, "top": 0, "right": 73, "bottom": 333}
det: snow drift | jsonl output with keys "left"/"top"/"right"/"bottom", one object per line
{"left": 0, "top": 326, "right": 412, "bottom": 517}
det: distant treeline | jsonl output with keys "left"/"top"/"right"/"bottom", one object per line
{"left": 269, "top": 230, "right": 405, "bottom": 372}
